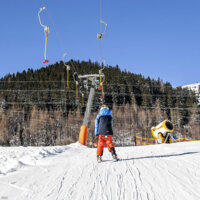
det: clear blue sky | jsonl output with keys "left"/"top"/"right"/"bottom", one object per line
{"left": 0, "top": 0, "right": 200, "bottom": 87}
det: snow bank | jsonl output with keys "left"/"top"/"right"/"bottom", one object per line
{"left": 0, "top": 145, "right": 70, "bottom": 175}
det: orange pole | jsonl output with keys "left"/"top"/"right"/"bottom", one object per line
{"left": 78, "top": 125, "right": 88, "bottom": 145}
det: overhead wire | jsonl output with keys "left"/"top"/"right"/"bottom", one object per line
{"left": 99, "top": 0, "right": 103, "bottom": 61}
{"left": 98, "top": 0, "right": 107, "bottom": 99}
{"left": 40, "top": 0, "right": 90, "bottom": 103}
{"left": 0, "top": 78, "right": 186, "bottom": 89}
{"left": 40, "top": 0, "right": 79, "bottom": 75}
{"left": 2, "top": 2, "right": 197, "bottom": 108}
{"left": 4, "top": 106, "right": 197, "bottom": 113}
{"left": 0, "top": 88, "right": 196, "bottom": 97}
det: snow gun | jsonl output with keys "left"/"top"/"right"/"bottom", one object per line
{"left": 151, "top": 120, "right": 174, "bottom": 144}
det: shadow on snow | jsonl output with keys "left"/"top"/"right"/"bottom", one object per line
{"left": 119, "top": 152, "right": 199, "bottom": 162}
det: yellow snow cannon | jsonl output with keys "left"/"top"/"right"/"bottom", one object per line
{"left": 151, "top": 120, "right": 174, "bottom": 144}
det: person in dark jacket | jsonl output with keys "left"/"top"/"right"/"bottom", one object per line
{"left": 95, "top": 105, "right": 117, "bottom": 162}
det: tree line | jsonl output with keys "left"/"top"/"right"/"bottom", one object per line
{"left": 0, "top": 60, "right": 199, "bottom": 146}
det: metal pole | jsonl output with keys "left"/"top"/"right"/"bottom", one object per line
{"left": 78, "top": 77, "right": 97, "bottom": 145}
{"left": 82, "top": 78, "right": 95, "bottom": 126}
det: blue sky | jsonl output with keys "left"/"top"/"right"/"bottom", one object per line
{"left": 0, "top": 0, "right": 200, "bottom": 87}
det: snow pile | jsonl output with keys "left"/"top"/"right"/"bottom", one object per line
{"left": 0, "top": 141, "right": 200, "bottom": 200}
{"left": 0, "top": 145, "right": 70, "bottom": 175}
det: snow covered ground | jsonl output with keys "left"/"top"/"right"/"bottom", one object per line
{"left": 0, "top": 141, "right": 200, "bottom": 200}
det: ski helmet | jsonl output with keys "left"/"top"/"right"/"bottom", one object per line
{"left": 100, "top": 104, "right": 109, "bottom": 111}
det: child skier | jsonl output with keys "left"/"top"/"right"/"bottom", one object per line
{"left": 95, "top": 105, "right": 118, "bottom": 162}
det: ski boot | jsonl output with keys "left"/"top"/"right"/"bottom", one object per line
{"left": 97, "top": 156, "right": 102, "bottom": 163}
{"left": 110, "top": 147, "right": 118, "bottom": 162}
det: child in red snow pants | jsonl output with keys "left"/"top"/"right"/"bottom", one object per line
{"left": 97, "top": 135, "right": 115, "bottom": 156}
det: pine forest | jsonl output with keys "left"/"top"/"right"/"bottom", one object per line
{"left": 0, "top": 60, "right": 199, "bottom": 146}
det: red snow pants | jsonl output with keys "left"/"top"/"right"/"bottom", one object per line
{"left": 97, "top": 135, "right": 115, "bottom": 156}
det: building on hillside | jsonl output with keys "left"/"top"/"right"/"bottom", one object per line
{"left": 182, "top": 83, "right": 200, "bottom": 106}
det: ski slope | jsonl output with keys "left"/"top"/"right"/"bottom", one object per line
{"left": 0, "top": 141, "right": 200, "bottom": 200}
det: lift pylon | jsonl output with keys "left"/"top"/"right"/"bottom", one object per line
{"left": 78, "top": 74, "right": 104, "bottom": 145}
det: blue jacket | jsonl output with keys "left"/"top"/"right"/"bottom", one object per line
{"left": 95, "top": 108, "right": 113, "bottom": 136}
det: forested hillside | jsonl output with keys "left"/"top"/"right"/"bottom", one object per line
{"left": 0, "top": 60, "right": 199, "bottom": 146}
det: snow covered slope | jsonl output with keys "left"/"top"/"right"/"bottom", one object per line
{"left": 0, "top": 141, "right": 200, "bottom": 200}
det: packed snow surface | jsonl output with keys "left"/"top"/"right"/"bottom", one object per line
{"left": 0, "top": 141, "right": 200, "bottom": 200}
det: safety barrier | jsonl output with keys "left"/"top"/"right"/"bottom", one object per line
{"left": 134, "top": 136, "right": 156, "bottom": 146}
{"left": 88, "top": 135, "right": 197, "bottom": 147}
{"left": 134, "top": 136, "right": 196, "bottom": 146}
{"left": 173, "top": 138, "right": 196, "bottom": 143}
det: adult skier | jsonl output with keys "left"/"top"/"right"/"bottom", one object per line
{"left": 95, "top": 105, "right": 118, "bottom": 162}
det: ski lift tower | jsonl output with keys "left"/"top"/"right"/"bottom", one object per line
{"left": 78, "top": 74, "right": 104, "bottom": 145}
